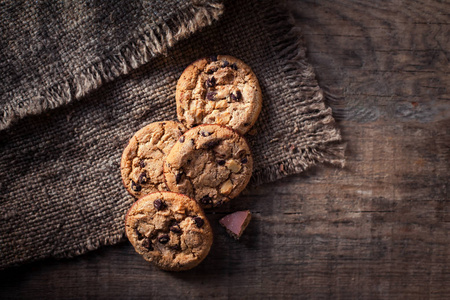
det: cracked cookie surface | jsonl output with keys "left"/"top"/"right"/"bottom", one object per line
{"left": 176, "top": 55, "right": 262, "bottom": 135}
{"left": 121, "top": 121, "right": 186, "bottom": 198}
{"left": 164, "top": 124, "right": 253, "bottom": 208}
{"left": 125, "top": 191, "right": 213, "bottom": 271}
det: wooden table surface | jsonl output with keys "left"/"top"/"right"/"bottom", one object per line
{"left": 1, "top": 1, "right": 449, "bottom": 299}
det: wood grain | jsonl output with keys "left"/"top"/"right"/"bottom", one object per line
{"left": 1, "top": 0, "right": 449, "bottom": 299}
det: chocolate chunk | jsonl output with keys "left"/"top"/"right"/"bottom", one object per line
{"left": 139, "top": 160, "right": 146, "bottom": 168}
{"left": 210, "top": 55, "right": 218, "bottom": 62}
{"left": 217, "top": 160, "right": 226, "bottom": 166}
{"left": 201, "top": 131, "right": 212, "bottom": 137}
{"left": 153, "top": 199, "right": 165, "bottom": 210}
{"left": 170, "top": 244, "right": 181, "bottom": 251}
{"left": 136, "top": 230, "right": 144, "bottom": 240}
{"left": 222, "top": 60, "right": 229, "bottom": 68}
{"left": 131, "top": 180, "right": 141, "bottom": 192}
{"left": 243, "top": 122, "right": 250, "bottom": 127}
{"left": 206, "top": 76, "right": 216, "bottom": 88}
{"left": 193, "top": 217, "right": 204, "bottom": 228}
{"left": 241, "top": 157, "right": 248, "bottom": 164}
{"left": 199, "top": 195, "right": 212, "bottom": 205}
{"left": 158, "top": 234, "right": 170, "bottom": 244}
{"left": 142, "top": 238, "right": 153, "bottom": 250}
{"left": 206, "top": 91, "right": 216, "bottom": 101}
{"left": 175, "top": 170, "right": 184, "bottom": 184}
{"left": 190, "top": 138, "right": 195, "bottom": 145}
{"left": 205, "top": 139, "right": 220, "bottom": 149}
{"left": 230, "top": 63, "right": 238, "bottom": 70}
{"left": 219, "top": 210, "right": 252, "bottom": 240}
{"left": 169, "top": 222, "right": 182, "bottom": 234}
{"left": 138, "top": 172, "right": 148, "bottom": 184}
{"left": 179, "top": 136, "right": 185, "bottom": 143}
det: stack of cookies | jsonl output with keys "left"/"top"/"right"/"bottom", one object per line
{"left": 121, "top": 55, "right": 262, "bottom": 271}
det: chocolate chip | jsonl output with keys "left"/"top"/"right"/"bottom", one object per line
{"left": 138, "top": 172, "right": 147, "bottom": 184}
{"left": 175, "top": 170, "right": 184, "bottom": 184}
{"left": 199, "top": 195, "right": 212, "bottom": 205}
{"left": 170, "top": 244, "right": 181, "bottom": 251}
{"left": 241, "top": 157, "right": 248, "bottom": 164}
{"left": 179, "top": 136, "right": 185, "bottom": 143}
{"left": 206, "top": 67, "right": 218, "bottom": 74}
{"left": 230, "top": 90, "right": 242, "bottom": 101}
{"left": 210, "top": 55, "right": 218, "bottom": 62}
{"left": 169, "top": 223, "right": 182, "bottom": 234}
{"left": 230, "top": 63, "right": 238, "bottom": 70}
{"left": 131, "top": 180, "right": 141, "bottom": 192}
{"left": 201, "top": 131, "right": 212, "bottom": 137}
{"left": 217, "top": 160, "right": 226, "bottom": 166}
{"left": 243, "top": 122, "right": 250, "bottom": 127}
{"left": 142, "top": 238, "right": 153, "bottom": 250}
{"left": 206, "top": 91, "right": 216, "bottom": 101}
{"left": 158, "top": 234, "right": 170, "bottom": 244}
{"left": 193, "top": 217, "right": 204, "bottom": 228}
{"left": 206, "top": 76, "right": 216, "bottom": 88}
{"left": 222, "top": 60, "right": 229, "bottom": 68}
{"left": 190, "top": 138, "right": 195, "bottom": 145}
{"left": 139, "top": 160, "right": 146, "bottom": 168}
{"left": 205, "top": 140, "right": 220, "bottom": 149}
{"left": 153, "top": 199, "right": 165, "bottom": 211}
{"left": 136, "top": 230, "right": 144, "bottom": 240}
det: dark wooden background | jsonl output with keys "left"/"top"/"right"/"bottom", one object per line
{"left": 1, "top": 0, "right": 449, "bottom": 299}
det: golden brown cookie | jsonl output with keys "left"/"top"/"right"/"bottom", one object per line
{"left": 121, "top": 121, "right": 186, "bottom": 198}
{"left": 125, "top": 192, "right": 213, "bottom": 271}
{"left": 176, "top": 55, "right": 262, "bottom": 135}
{"left": 164, "top": 124, "right": 253, "bottom": 208}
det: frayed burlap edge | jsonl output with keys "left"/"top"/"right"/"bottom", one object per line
{"left": 250, "top": 1, "right": 346, "bottom": 186}
{"left": 0, "top": 2, "right": 224, "bottom": 131}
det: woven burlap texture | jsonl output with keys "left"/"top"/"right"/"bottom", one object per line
{"left": 0, "top": 0, "right": 344, "bottom": 269}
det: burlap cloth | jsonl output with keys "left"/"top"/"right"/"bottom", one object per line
{"left": 0, "top": 0, "right": 344, "bottom": 269}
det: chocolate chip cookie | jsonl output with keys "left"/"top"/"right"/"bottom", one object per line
{"left": 164, "top": 124, "right": 253, "bottom": 208}
{"left": 176, "top": 55, "right": 262, "bottom": 135}
{"left": 125, "top": 191, "right": 213, "bottom": 271}
{"left": 121, "top": 121, "right": 186, "bottom": 198}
